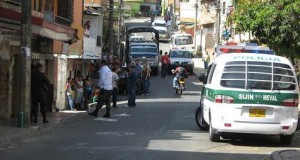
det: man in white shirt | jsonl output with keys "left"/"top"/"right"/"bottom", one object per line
{"left": 88, "top": 60, "right": 113, "bottom": 118}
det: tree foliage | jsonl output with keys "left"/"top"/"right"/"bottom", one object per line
{"left": 230, "top": 0, "right": 300, "bottom": 57}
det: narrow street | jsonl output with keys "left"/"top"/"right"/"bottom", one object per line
{"left": 2, "top": 74, "right": 297, "bottom": 160}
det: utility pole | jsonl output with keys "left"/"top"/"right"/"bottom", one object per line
{"left": 108, "top": 0, "right": 114, "bottom": 61}
{"left": 20, "top": 0, "right": 32, "bottom": 127}
{"left": 216, "top": 0, "right": 221, "bottom": 45}
{"left": 194, "top": 0, "right": 198, "bottom": 54}
{"left": 117, "top": 0, "right": 123, "bottom": 58}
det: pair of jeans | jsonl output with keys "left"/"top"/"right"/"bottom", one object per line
{"left": 173, "top": 77, "right": 178, "bottom": 88}
{"left": 142, "top": 79, "right": 150, "bottom": 94}
{"left": 128, "top": 88, "right": 136, "bottom": 107}
{"left": 67, "top": 94, "right": 75, "bottom": 110}
{"left": 161, "top": 64, "right": 168, "bottom": 77}
{"left": 112, "top": 87, "right": 118, "bottom": 107}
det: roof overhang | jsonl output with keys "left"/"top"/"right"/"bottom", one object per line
{"left": 0, "top": 6, "right": 78, "bottom": 42}
{"left": 179, "top": 13, "right": 216, "bottom": 26}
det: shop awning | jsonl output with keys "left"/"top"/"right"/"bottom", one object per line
{"left": 178, "top": 13, "right": 216, "bottom": 26}
{"left": 0, "top": 6, "right": 78, "bottom": 42}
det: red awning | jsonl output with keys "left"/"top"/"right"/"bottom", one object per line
{"left": 0, "top": 6, "right": 77, "bottom": 42}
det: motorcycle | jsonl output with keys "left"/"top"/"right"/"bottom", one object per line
{"left": 175, "top": 76, "right": 185, "bottom": 95}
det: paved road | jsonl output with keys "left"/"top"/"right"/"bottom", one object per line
{"left": 0, "top": 74, "right": 273, "bottom": 160}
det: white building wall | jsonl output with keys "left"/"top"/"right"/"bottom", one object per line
{"left": 83, "top": 14, "right": 103, "bottom": 59}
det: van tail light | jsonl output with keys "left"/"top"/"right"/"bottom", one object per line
{"left": 215, "top": 95, "right": 234, "bottom": 103}
{"left": 282, "top": 98, "right": 298, "bottom": 107}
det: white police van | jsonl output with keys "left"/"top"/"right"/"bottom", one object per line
{"left": 195, "top": 45, "right": 299, "bottom": 144}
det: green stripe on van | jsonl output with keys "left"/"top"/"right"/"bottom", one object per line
{"left": 203, "top": 88, "right": 298, "bottom": 105}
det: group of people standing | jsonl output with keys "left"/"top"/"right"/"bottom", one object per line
{"left": 63, "top": 57, "right": 152, "bottom": 118}
{"left": 65, "top": 75, "right": 93, "bottom": 111}
{"left": 87, "top": 59, "right": 151, "bottom": 117}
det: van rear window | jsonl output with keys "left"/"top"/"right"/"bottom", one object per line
{"left": 221, "top": 61, "right": 296, "bottom": 90}
{"left": 174, "top": 36, "right": 193, "bottom": 45}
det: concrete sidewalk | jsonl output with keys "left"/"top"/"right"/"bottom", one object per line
{"left": 0, "top": 111, "right": 85, "bottom": 148}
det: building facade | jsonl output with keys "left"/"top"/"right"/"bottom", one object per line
{"left": 0, "top": 0, "right": 82, "bottom": 123}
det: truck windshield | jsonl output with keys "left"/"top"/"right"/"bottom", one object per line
{"left": 131, "top": 47, "right": 157, "bottom": 53}
{"left": 170, "top": 50, "right": 192, "bottom": 58}
{"left": 220, "top": 61, "right": 297, "bottom": 90}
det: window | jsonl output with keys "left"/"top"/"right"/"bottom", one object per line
{"left": 97, "top": 36, "right": 101, "bottom": 46}
{"left": 33, "top": 0, "right": 43, "bottom": 12}
{"left": 222, "top": 2, "right": 226, "bottom": 15}
{"left": 131, "top": 47, "right": 157, "bottom": 53}
{"left": 220, "top": 61, "right": 296, "bottom": 90}
{"left": 170, "top": 50, "right": 192, "bottom": 58}
{"left": 207, "top": 63, "right": 216, "bottom": 84}
{"left": 56, "top": 0, "right": 72, "bottom": 26}
{"left": 174, "top": 36, "right": 193, "bottom": 45}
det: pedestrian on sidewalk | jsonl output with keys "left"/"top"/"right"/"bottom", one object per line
{"left": 31, "top": 63, "right": 50, "bottom": 123}
{"left": 65, "top": 78, "right": 75, "bottom": 111}
{"left": 111, "top": 67, "right": 119, "bottom": 108}
{"left": 142, "top": 62, "right": 151, "bottom": 95}
{"left": 127, "top": 64, "right": 138, "bottom": 107}
{"left": 75, "top": 75, "right": 84, "bottom": 110}
{"left": 88, "top": 60, "right": 113, "bottom": 118}
{"left": 85, "top": 75, "right": 93, "bottom": 101}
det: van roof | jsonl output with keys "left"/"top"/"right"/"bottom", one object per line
{"left": 215, "top": 53, "right": 291, "bottom": 65}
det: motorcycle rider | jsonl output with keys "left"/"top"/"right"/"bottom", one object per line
{"left": 172, "top": 64, "right": 188, "bottom": 89}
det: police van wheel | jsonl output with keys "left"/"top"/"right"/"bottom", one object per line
{"left": 209, "top": 118, "right": 220, "bottom": 142}
{"left": 195, "top": 106, "right": 208, "bottom": 130}
{"left": 280, "top": 134, "right": 293, "bottom": 145}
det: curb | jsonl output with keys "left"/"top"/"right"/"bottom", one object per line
{"left": 270, "top": 150, "right": 300, "bottom": 160}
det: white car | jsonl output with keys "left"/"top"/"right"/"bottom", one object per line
{"left": 152, "top": 19, "right": 166, "bottom": 28}
{"left": 152, "top": 20, "right": 169, "bottom": 42}
{"left": 169, "top": 33, "right": 194, "bottom": 54}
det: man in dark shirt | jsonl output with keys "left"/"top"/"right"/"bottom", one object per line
{"left": 127, "top": 64, "right": 138, "bottom": 107}
{"left": 31, "top": 63, "right": 51, "bottom": 123}
{"left": 160, "top": 51, "right": 170, "bottom": 77}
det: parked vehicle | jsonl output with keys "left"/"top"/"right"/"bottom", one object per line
{"left": 152, "top": 20, "right": 169, "bottom": 42}
{"left": 195, "top": 45, "right": 299, "bottom": 145}
{"left": 169, "top": 33, "right": 194, "bottom": 54}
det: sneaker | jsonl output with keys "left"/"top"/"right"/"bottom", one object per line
{"left": 146, "top": 94, "right": 149, "bottom": 96}
{"left": 88, "top": 112, "right": 98, "bottom": 117}
{"left": 103, "top": 113, "right": 110, "bottom": 118}
{"left": 112, "top": 105, "right": 117, "bottom": 108}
